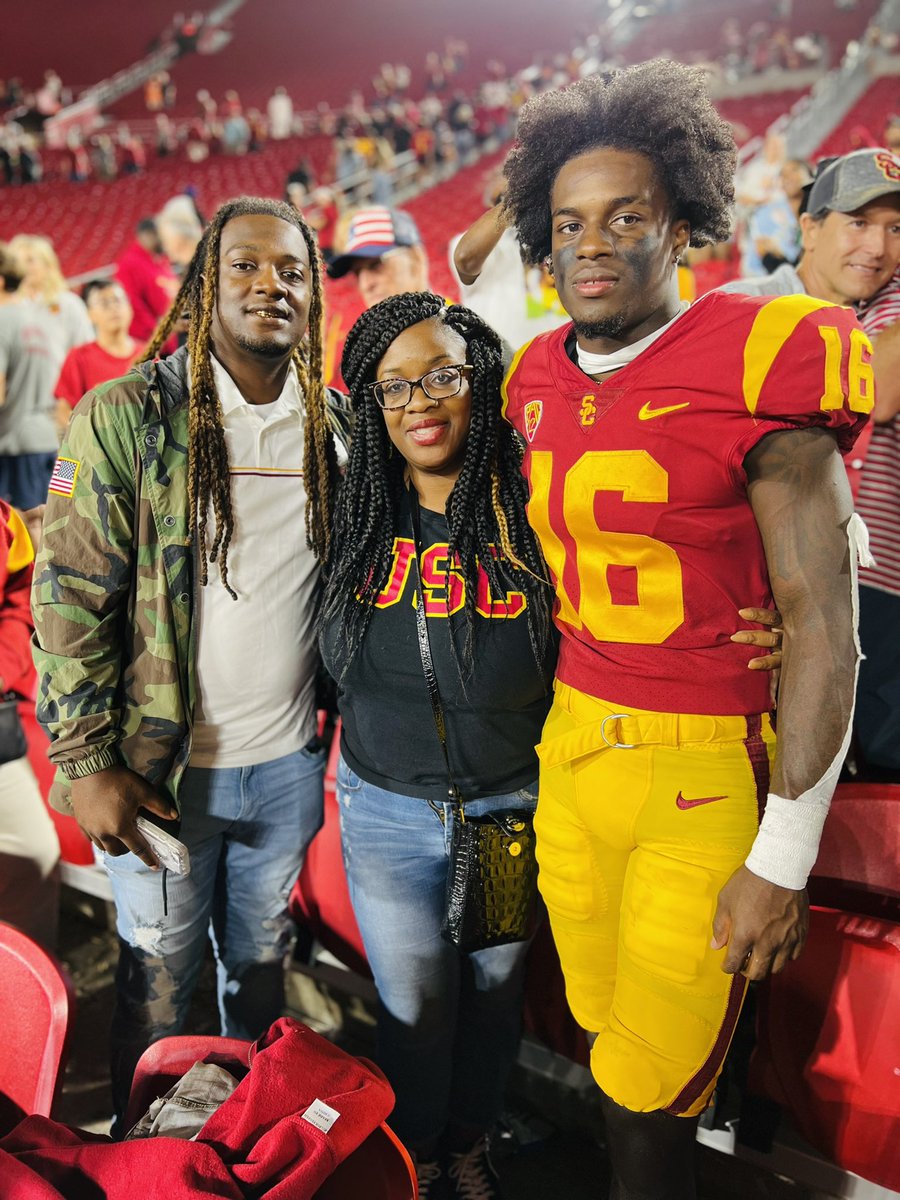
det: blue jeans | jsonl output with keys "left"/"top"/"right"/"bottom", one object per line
{"left": 337, "top": 756, "right": 538, "bottom": 1147}
{"left": 0, "top": 451, "right": 56, "bottom": 509}
{"left": 105, "top": 745, "right": 325, "bottom": 1124}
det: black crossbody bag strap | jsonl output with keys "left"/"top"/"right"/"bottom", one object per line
{"left": 409, "top": 490, "right": 463, "bottom": 814}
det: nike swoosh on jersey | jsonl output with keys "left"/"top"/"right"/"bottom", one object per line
{"left": 638, "top": 400, "right": 690, "bottom": 420}
{"left": 676, "top": 792, "right": 727, "bottom": 810}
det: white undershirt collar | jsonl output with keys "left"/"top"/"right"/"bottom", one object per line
{"left": 576, "top": 302, "right": 690, "bottom": 378}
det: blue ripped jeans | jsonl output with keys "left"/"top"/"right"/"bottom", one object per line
{"left": 337, "top": 756, "right": 538, "bottom": 1147}
{"left": 105, "top": 745, "right": 325, "bottom": 1126}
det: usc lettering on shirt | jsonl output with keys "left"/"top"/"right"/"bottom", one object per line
{"left": 319, "top": 493, "right": 555, "bottom": 803}
{"left": 372, "top": 537, "right": 526, "bottom": 618}
{"left": 501, "top": 291, "right": 871, "bottom": 716}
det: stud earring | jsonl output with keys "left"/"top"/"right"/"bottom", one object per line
{"left": 544, "top": 255, "right": 554, "bottom": 274}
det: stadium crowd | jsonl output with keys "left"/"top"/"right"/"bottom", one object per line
{"left": 0, "top": 3, "right": 898, "bottom": 1198}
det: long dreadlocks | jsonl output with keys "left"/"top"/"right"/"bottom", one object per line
{"left": 142, "top": 196, "right": 335, "bottom": 596}
{"left": 320, "top": 291, "right": 553, "bottom": 678}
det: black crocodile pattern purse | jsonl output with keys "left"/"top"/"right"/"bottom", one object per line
{"left": 442, "top": 806, "right": 539, "bottom": 952}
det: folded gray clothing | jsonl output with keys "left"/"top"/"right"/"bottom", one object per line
{"left": 125, "top": 1061, "right": 240, "bottom": 1141}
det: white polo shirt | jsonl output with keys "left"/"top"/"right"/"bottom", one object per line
{"left": 189, "top": 356, "right": 320, "bottom": 769}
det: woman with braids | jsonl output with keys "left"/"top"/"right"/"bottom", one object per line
{"left": 318, "top": 291, "right": 555, "bottom": 1199}
{"left": 32, "top": 196, "right": 348, "bottom": 1132}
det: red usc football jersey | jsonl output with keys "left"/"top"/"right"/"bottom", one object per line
{"left": 501, "top": 290, "right": 871, "bottom": 715}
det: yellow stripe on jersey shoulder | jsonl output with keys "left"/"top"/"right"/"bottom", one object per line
{"left": 742, "top": 294, "right": 836, "bottom": 415}
{"left": 5, "top": 506, "right": 35, "bottom": 573}
{"left": 500, "top": 335, "right": 540, "bottom": 421}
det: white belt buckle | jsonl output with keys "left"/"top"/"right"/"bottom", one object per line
{"left": 600, "top": 713, "right": 636, "bottom": 750}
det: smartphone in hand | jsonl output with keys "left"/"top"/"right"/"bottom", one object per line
{"left": 135, "top": 814, "right": 191, "bottom": 875}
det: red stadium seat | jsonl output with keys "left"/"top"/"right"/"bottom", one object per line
{"left": 0, "top": 922, "right": 76, "bottom": 1133}
{"left": 716, "top": 90, "right": 810, "bottom": 144}
{"left": 747, "top": 784, "right": 900, "bottom": 1190}
{"left": 316, "top": 1121, "right": 418, "bottom": 1200}
{"left": 808, "top": 782, "right": 900, "bottom": 911}
{"left": 750, "top": 906, "right": 900, "bottom": 1190}
{"left": 816, "top": 77, "right": 900, "bottom": 157}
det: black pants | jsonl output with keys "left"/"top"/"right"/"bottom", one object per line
{"left": 855, "top": 584, "right": 900, "bottom": 774}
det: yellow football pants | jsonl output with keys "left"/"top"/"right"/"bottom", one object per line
{"left": 535, "top": 681, "right": 775, "bottom": 1117}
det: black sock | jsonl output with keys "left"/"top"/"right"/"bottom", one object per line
{"left": 601, "top": 1094, "right": 699, "bottom": 1200}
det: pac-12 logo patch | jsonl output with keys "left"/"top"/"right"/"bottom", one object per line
{"left": 524, "top": 400, "right": 543, "bottom": 442}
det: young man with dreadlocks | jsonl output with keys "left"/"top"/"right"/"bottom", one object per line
{"left": 32, "top": 197, "right": 344, "bottom": 1129}
{"left": 319, "top": 291, "right": 555, "bottom": 1199}
{"left": 500, "top": 61, "right": 872, "bottom": 1197}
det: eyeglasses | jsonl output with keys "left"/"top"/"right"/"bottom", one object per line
{"left": 368, "top": 364, "right": 472, "bottom": 410}
{"left": 89, "top": 295, "right": 128, "bottom": 310}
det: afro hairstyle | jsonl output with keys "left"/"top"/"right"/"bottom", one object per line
{"left": 503, "top": 59, "right": 737, "bottom": 262}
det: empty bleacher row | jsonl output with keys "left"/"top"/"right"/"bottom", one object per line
{"left": 7, "top": 0, "right": 599, "bottom": 119}
{"left": 716, "top": 87, "right": 810, "bottom": 142}
{"left": 817, "top": 72, "right": 900, "bottom": 155}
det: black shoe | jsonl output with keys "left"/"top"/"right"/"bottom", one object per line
{"left": 446, "top": 1135, "right": 502, "bottom": 1199}
{"left": 414, "top": 1153, "right": 452, "bottom": 1199}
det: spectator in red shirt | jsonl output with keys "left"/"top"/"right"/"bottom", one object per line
{"left": 55, "top": 280, "right": 141, "bottom": 411}
{"left": 116, "top": 218, "right": 178, "bottom": 342}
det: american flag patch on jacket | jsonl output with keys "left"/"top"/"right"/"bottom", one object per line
{"left": 48, "top": 456, "right": 80, "bottom": 497}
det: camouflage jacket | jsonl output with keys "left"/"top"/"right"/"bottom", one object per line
{"left": 31, "top": 347, "right": 351, "bottom": 814}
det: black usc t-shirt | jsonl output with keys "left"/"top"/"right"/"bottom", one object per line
{"left": 320, "top": 497, "right": 556, "bottom": 803}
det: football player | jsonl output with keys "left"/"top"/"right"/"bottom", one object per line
{"left": 501, "top": 60, "right": 872, "bottom": 1199}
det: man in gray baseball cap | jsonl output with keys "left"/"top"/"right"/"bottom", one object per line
{"left": 722, "top": 147, "right": 900, "bottom": 306}
{"left": 798, "top": 147, "right": 900, "bottom": 304}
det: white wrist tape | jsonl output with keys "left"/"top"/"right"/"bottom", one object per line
{"left": 745, "top": 793, "right": 830, "bottom": 890}
{"left": 744, "top": 513, "right": 875, "bottom": 891}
